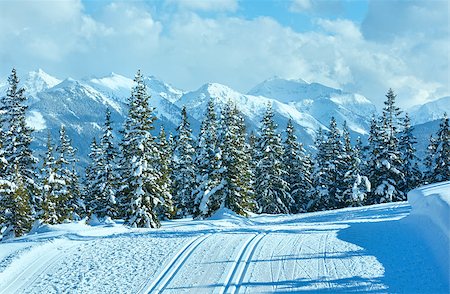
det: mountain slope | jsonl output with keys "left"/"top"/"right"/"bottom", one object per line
{"left": 248, "top": 77, "right": 376, "bottom": 135}
{"left": 409, "top": 96, "right": 450, "bottom": 125}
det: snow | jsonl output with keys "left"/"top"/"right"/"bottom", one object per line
{"left": 25, "top": 110, "right": 46, "bottom": 131}
{"left": 1, "top": 187, "right": 448, "bottom": 293}
{"left": 406, "top": 181, "right": 450, "bottom": 281}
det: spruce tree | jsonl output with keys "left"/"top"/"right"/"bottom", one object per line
{"left": 255, "top": 104, "right": 293, "bottom": 214}
{"left": 0, "top": 69, "right": 35, "bottom": 237}
{"left": 309, "top": 128, "right": 330, "bottom": 211}
{"left": 373, "top": 89, "right": 404, "bottom": 202}
{"left": 325, "top": 117, "right": 346, "bottom": 208}
{"left": 155, "top": 126, "right": 175, "bottom": 220}
{"left": 342, "top": 135, "right": 370, "bottom": 206}
{"left": 282, "top": 119, "right": 311, "bottom": 213}
{"left": 431, "top": 113, "right": 450, "bottom": 182}
{"left": 84, "top": 138, "right": 102, "bottom": 217}
{"left": 399, "top": 113, "right": 422, "bottom": 192}
{"left": 424, "top": 135, "right": 438, "bottom": 184}
{"left": 40, "top": 132, "right": 64, "bottom": 224}
{"left": 192, "top": 99, "right": 221, "bottom": 218}
{"left": 92, "top": 108, "right": 119, "bottom": 219}
{"left": 214, "top": 103, "right": 255, "bottom": 216}
{"left": 117, "top": 70, "right": 161, "bottom": 228}
{"left": 55, "top": 125, "right": 82, "bottom": 221}
{"left": 172, "top": 106, "right": 196, "bottom": 217}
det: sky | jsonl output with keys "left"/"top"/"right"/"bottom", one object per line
{"left": 0, "top": 0, "right": 448, "bottom": 109}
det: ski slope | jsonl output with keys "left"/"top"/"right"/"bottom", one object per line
{"left": 0, "top": 183, "right": 448, "bottom": 293}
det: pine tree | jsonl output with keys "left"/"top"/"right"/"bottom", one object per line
{"left": 214, "top": 103, "right": 255, "bottom": 216}
{"left": 430, "top": 113, "right": 450, "bottom": 182}
{"left": 55, "top": 125, "right": 82, "bottom": 222}
{"left": 0, "top": 69, "right": 37, "bottom": 221}
{"left": 192, "top": 99, "right": 221, "bottom": 218}
{"left": 309, "top": 128, "right": 330, "bottom": 211}
{"left": 282, "top": 119, "right": 311, "bottom": 213}
{"left": 40, "top": 132, "right": 64, "bottom": 224}
{"left": 117, "top": 70, "right": 161, "bottom": 228}
{"left": 399, "top": 113, "right": 422, "bottom": 192}
{"left": 0, "top": 169, "right": 33, "bottom": 239}
{"left": 92, "top": 108, "right": 119, "bottom": 219}
{"left": 373, "top": 89, "right": 404, "bottom": 202}
{"left": 325, "top": 117, "right": 346, "bottom": 208}
{"left": 155, "top": 126, "right": 175, "bottom": 220}
{"left": 424, "top": 134, "right": 437, "bottom": 184}
{"left": 342, "top": 135, "right": 370, "bottom": 206}
{"left": 255, "top": 104, "right": 293, "bottom": 214}
{"left": 84, "top": 138, "right": 102, "bottom": 217}
{"left": 172, "top": 106, "right": 196, "bottom": 217}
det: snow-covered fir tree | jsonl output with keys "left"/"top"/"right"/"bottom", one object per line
{"left": 55, "top": 125, "right": 82, "bottom": 221}
{"left": 429, "top": 113, "right": 450, "bottom": 182}
{"left": 213, "top": 103, "right": 255, "bottom": 216}
{"left": 84, "top": 138, "right": 102, "bottom": 217}
{"left": 309, "top": 128, "right": 330, "bottom": 211}
{"left": 282, "top": 119, "right": 312, "bottom": 213}
{"left": 90, "top": 108, "right": 119, "bottom": 219}
{"left": 192, "top": 99, "right": 221, "bottom": 218}
{"left": 398, "top": 113, "right": 422, "bottom": 192}
{"left": 117, "top": 70, "right": 161, "bottom": 228}
{"left": 155, "top": 126, "right": 175, "bottom": 220}
{"left": 424, "top": 134, "right": 438, "bottom": 184}
{"left": 172, "top": 106, "right": 196, "bottom": 217}
{"left": 255, "top": 104, "right": 293, "bottom": 214}
{"left": 372, "top": 89, "right": 405, "bottom": 203}
{"left": 0, "top": 69, "right": 35, "bottom": 237}
{"left": 40, "top": 132, "right": 65, "bottom": 224}
{"left": 325, "top": 117, "right": 347, "bottom": 209}
{"left": 341, "top": 134, "right": 370, "bottom": 207}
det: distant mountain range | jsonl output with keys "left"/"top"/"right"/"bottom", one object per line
{"left": 0, "top": 70, "right": 447, "bottom": 168}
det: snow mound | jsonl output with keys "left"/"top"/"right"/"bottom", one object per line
{"left": 208, "top": 208, "right": 254, "bottom": 226}
{"left": 407, "top": 181, "right": 449, "bottom": 280}
{"left": 407, "top": 181, "right": 450, "bottom": 239}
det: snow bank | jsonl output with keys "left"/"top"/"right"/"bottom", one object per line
{"left": 407, "top": 181, "right": 450, "bottom": 239}
{"left": 407, "top": 181, "right": 449, "bottom": 281}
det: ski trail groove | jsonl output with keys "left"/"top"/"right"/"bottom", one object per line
{"left": 0, "top": 241, "right": 75, "bottom": 294}
{"left": 224, "top": 232, "right": 266, "bottom": 294}
{"left": 138, "top": 233, "right": 211, "bottom": 294}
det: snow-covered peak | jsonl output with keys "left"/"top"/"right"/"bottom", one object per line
{"left": 409, "top": 96, "right": 450, "bottom": 125}
{"left": 90, "top": 72, "right": 134, "bottom": 92}
{"left": 248, "top": 77, "right": 339, "bottom": 103}
{"left": 24, "top": 69, "right": 61, "bottom": 97}
{"left": 143, "top": 76, "right": 184, "bottom": 103}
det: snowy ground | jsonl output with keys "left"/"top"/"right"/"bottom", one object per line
{"left": 0, "top": 183, "right": 449, "bottom": 293}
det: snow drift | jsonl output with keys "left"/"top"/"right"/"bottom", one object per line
{"left": 407, "top": 181, "right": 450, "bottom": 239}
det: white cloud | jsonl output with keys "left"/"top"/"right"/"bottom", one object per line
{"left": 166, "top": 0, "right": 238, "bottom": 12}
{"left": 0, "top": 0, "right": 447, "bottom": 109}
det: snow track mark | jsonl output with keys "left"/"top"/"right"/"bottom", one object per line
{"left": 222, "top": 233, "right": 266, "bottom": 294}
{"left": 0, "top": 240, "right": 75, "bottom": 294}
{"left": 139, "top": 233, "right": 211, "bottom": 294}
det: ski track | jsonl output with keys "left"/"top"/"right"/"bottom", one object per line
{"left": 140, "top": 233, "right": 212, "bottom": 294}
{"left": 0, "top": 200, "right": 448, "bottom": 293}
{"left": 222, "top": 233, "right": 266, "bottom": 294}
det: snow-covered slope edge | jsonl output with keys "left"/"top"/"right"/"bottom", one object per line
{"left": 407, "top": 181, "right": 450, "bottom": 239}
{"left": 407, "top": 181, "right": 450, "bottom": 279}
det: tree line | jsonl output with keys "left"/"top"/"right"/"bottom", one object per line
{"left": 0, "top": 69, "right": 449, "bottom": 239}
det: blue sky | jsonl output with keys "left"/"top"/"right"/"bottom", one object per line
{"left": 0, "top": 0, "right": 448, "bottom": 108}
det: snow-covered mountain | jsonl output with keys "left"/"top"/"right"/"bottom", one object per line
{"left": 409, "top": 96, "right": 450, "bottom": 125}
{"left": 248, "top": 77, "right": 376, "bottom": 135}
{"left": 15, "top": 71, "right": 190, "bottom": 167}
{"left": 1, "top": 69, "right": 445, "bottom": 168}
{"left": 176, "top": 79, "right": 377, "bottom": 148}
